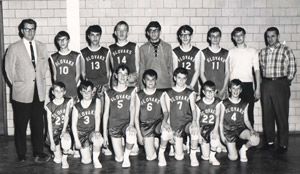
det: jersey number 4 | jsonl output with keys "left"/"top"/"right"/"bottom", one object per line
{"left": 117, "top": 56, "right": 127, "bottom": 64}
{"left": 231, "top": 113, "right": 237, "bottom": 121}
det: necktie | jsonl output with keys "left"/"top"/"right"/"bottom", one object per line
{"left": 29, "top": 41, "right": 36, "bottom": 69}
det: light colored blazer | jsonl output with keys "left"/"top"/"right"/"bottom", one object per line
{"left": 5, "top": 39, "right": 49, "bottom": 103}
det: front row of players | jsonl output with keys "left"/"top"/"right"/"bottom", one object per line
{"left": 46, "top": 64, "right": 260, "bottom": 169}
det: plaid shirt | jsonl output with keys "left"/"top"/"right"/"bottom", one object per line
{"left": 259, "top": 43, "right": 297, "bottom": 80}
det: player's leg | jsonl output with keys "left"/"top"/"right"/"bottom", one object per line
{"left": 111, "top": 137, "right": 124, "bottom": 162}
{"left": 53, "top": 144, "right": 62, "bottom": 164}
{"left": 91, "top": 132, "right": 103, "bottom": 168}
{"left": 174, "top": 134, "right": 184, "bottom": 161}
{"left": 122, "top": 126, "right": 137, "bottom": 168}
{"left": 158, "top": 125, "right": 173, "bottom": 166}
{"left": 209, "top": 132, "right": 221, "bottom": 166}
{"left": 239, "top": 129, "right": 260, "bottom": 162}
{"left": 80, "top": 135, "right": 92, "bottom": 164}
{"left": 227, "top": 142, "right": 238, "bottom": 161}
{"left": 61, "top": 133, "right": 72, "bottom": 168}
{"left": 187, "top": 124, "right": 199, "bottom": 166}
{"left": 144, "top": 137, "right": 157, "bottom": 161}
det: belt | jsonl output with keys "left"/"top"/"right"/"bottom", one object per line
{"left": 263, "top": 76, "right": 287, "bottom": 81}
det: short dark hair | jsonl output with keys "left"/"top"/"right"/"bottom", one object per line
{"left": 52, "top": 81, "right": 66, "bottom": 90}
{"left": 54, "top": 31, "right": 70, "bottom": 50}
{"left": 173, "top": 67, "right": 188, "bottom": 78}
{"left": 207, "top": 27, "right": 222, "bottom": 46}
{"left": 115, "top": 63, "right": 130, "bottom": 74}
{"left": 231, "top": 27, "right": 246, "bottom": 46}
{"left": 86, "top": 25, "right": 102, "bottom": 45}
{"left": 177, "top": 25, "right": 193, "bottom": 45}
{"left": 78, "top": 80, "right": 94, "bottom": 91}
{"left": 113, "top": 21, "right": 129, "bottom": 42}
{"left": 143, "top": 69, "right": 158, "bottom": 80}
{"left": 228, "top": 79, "right": 242, "bottom": 89}
{"left": 266, "top": 27, "right": 280, "bottom": 36}
{"left": 203, "top": 80, "right": 216, "bottom": 91}
{"left": 18, "top": 18, "right": 37, "bottom": 38}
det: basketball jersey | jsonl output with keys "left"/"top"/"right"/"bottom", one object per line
{"left": 51, "top": 51, "right": 79, "bottom": 97}
{"left": 222, "top": 98, "right": 248, "bottom": 129}
{"left": 166, "top": 87, "right": 193, "bottom": 130}
{"left": 74, "top": 99, "right": 96, "bottom": 132}
{"left": 105, "top": 87, "right": 135, "bottom": 128}
{"left": 173, "top": 46, "right": 200, "bottom": 90}
{"left": 81, "top": 46, "right": 109, "bottom": 86}
{"left": 109, "top": 42, "right": 136, "bottom": 73}
{"left": 46, "top": 97, "right": 71, "bottom": 130}
{"left": 202, "top": 47, "right": 229, "bottom": 91}
{"left": 137, "top": 89, "right": 164, "bottom": 122}
{"left": 196, "top": 97, "right": 221, "bottom": 126}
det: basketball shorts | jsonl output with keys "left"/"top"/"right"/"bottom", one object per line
{"left": 140, "top": 117, "right": 163, "bottom": 137}
{"left": 200, "top": 124, "right": 215, "bottom": 143}
{"left": 109, "top": 123, "right": 129, "bottom": 138}
{"left": 223, "top": 124, "right": 246, "bottom": 143}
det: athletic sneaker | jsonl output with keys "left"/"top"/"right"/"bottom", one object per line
{"left": 190, "top": 153, "right": 199, "bottom": 166}
{"left": 102, "top": 147, "right": 112, "bottom": 156}
{"left": 209, "top": 155, "right": 220, "bottom": 166}
{"left": 239, "top": 145, "right": 248, "bottom": 162}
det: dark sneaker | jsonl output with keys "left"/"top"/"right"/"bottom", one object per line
{"left": 275, "top": 146, "right": 287, "bottom": 154}
{"left": 18, "top": 155, "right": 26, "bottom": 162}
{"left": 34, "top": 153, "right": 51, "bottom": 163}
{"left": 260, "top": 143, "right": 274, "bottom": 151}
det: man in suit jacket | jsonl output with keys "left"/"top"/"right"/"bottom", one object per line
{"left": 5, "top": 19, "right": 50, "bottom": 162}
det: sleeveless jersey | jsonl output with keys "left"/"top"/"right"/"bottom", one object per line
{"left": 109, "top": 42, "right": 136, "bottom": 73}
{"left": 166, "top": 88, "right": 193, "bottom": 130}
{"left": 46, "top": 97, "right": 71, "bottom": 131}
{"left": 202, "top": 47, "right": 229, "bottom": 91}
{"left": 196, "top": 97, "right": 221, "bottom": 127}
{"left": 137, "top": 89, "right": 164, "bottom": 122}
{"left": 106, "top": 87, "right": 135, "bottom": 128}
{"left": 173, "top": 46, "right": 200, "bottom": 89}
{"left": 51, "top": 51, "right": 79, "bottom": 97}
{"left": 81, "top": 47, "right": 109, "bottom": 86}
{"left": 74, "top": 99, "right": 96, "bottom": 132}
{"left": 222, "top": 98, "right": 248, "bottom": 130}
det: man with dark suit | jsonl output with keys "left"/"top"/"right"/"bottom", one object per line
{"left": 5, "top": 19, "right": 50, "bottom": 162}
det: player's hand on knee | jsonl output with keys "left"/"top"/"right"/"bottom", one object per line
{"left": 161, "top": 121, "right": 171, "bottom": 131}
{"left": 127, "top": 125, "right": 136, "bottom": 135}
{"left": 137, "top": 134, "right": 144, "bottom": 145}
{"left": 210, "top": 131, "right": 219, "bottom": 140}
{"left": 75, "top": 141, "right": 82, "bottom": 150}
{"left": 198, "top": 135, "right": 205, "bottom": 145}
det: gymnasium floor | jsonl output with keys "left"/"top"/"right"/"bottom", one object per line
{"left": 0, "top": 135, "right": 300, "bottom": 174}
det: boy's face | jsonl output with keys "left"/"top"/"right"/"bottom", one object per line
{"left": 52, "top": 86, "right": 66, "bottom": 99}
{"left": 233, "top": 31, "right": 245, "bottom": 45}
{"left": 179, "top": 30, "right": 192, "bottom": 45}
{"left": 202, "top": 86, "right": 215, "bottom": 100}
{"left": 143, "top": 75, "right": 157, "bottom": 89}
{"left": 147, "top": 27, "right": 161, "bottom": 41}
{"left": 209, "top": 32, "right": 221, "bottom": 45}
{"left": 115, "top": 24, "right": 128, "bottom": 41}
{"left": 80, "top": 86, "right": 93, "bottom": 100}
{"left": 88, "top": 31, "right": 101, "bottom": 46}
{"left": 229, "top": 85, "right": 242, "bottom": 98}
{"left": 116, "top": 69, "right": 128, "bottom": 84}
{"left": 174, "top": 73, "right": 187, "bottom": 88}
{"left": 57, "top": 36, "right": 69, "bottom": 49}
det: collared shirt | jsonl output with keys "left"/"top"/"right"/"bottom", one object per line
{"left": 229, "top": 45, "right": 259, "bottom": 82}
{"left": 259, "top": 43, "right": 297, "bottom": 80}
{"left": 22, "top": 38, "right": 37, "bottom": 62}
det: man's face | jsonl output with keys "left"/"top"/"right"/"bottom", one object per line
{"left": 143, "top": 75, "right": 157, "bottom": 89}
{"left": 209, "top": 32, "right": 221, "bottom": 45}
{"left": 179, "top": 30, "right": 192, "bottom": 45}
{"left": 174, "top": 73, "right": 187, "bottom": 88}
{"left": 266, "top": 31, "right": 279, "bottom": 47}
{"left": 21, "top": 23, "right": 36, "bottom": 41}
{"left": 147, "top": 27, "right": 161, "bottom": 42}
{"left": 88, "top": 31, "right": 101, "bottom": 46}
{"left": 116, "top": 69, "right": 129, "bottom": 84}
{"left": 115, "top": 24, "right": 128, "bottom": 42}
{"left": 233, "top": 31, "right": 245, "bottom": 45}
{"left": 57, "top": 36, "right": 69, "bottom": 50}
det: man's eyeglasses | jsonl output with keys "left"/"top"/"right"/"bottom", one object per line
{"left": 23, "top": 28, "right": 36, "bottom": 32}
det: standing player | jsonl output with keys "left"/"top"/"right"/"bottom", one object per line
{"left": 163, "top": 67, "right": 199, "bottom": 166}
{"left": 173, "top": 25, "right": 201, "bottom": 93}
{"left": 135, "top": 69, "right": 173, "bottom": 166}
{"left": 45, "top": 82, "right": 73, "bottom": 168}
{"left": 200, "top": 27, "right": 229, "bottom": 99}
{"left": 196, "top": 81, "right": 222, "bottom": 166}
{"left": 72, "top": 81, "right": 103, "bottom": 168}
{"left": 103, "top": 64, "right": 137, "bottom": 168}
{"left": 50, "top": 31, "right": 81, "bottom": 98}
{"left": 109, "top": 21, "right": 140, "bottom": 88}
{"left": 220, "top": 79, "right": 260, "bottom": 162}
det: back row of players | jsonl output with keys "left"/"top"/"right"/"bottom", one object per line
{"left": 46, "top": 21, "right": 260, "bottom": 169}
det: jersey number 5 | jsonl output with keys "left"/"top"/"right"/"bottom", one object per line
{"left": 117, "top": 100, "right": 123, "bottom": 109}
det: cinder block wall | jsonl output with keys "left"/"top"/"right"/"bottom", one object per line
{"left": 3, "top": 0, "right": 300, "bottom": 135}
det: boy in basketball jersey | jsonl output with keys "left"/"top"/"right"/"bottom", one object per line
{"left": 135, "top": 69, "right": 173, "bottom": 166}
{"left": 45, "top": 82, "right": 73, "bottom": 168}
{"left": 50, "top": 31, "right": 81, "bottom": 98}
{"left": 109, "top": 21, "right": 140, "bottom": 88}
{"left": 103, "top": 64, "right": 137, "bottom": 168}
{"left": 196, "top": 81, "right": 222, "bottom": 166}
{"left": 200, "top": 27, "right": 229, "bottom": 99}
{"left": 173, "top": 25, "right": 201, "bottom": 93}
{"left": 72, "top": 81, "right": 103, "bottom": 168}
{"left": 163, "top": 67, "right": 199, "bottom": 166}
{"left": 220, "top": 79, "right": 260, "bottom": 162}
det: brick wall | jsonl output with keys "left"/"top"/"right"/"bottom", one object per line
{"left": 2, "top": 0, "right": 300, "bottom": 135}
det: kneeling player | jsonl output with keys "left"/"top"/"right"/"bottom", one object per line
{"left": 72, "top": 81, "right": 103, "bottom": 168}
{"left": 103, "top": 64, "right": 137, "bottom": 168}
{"left": 196, "top": 81, "right": 222, "bottom": 166}
{"left": 163, "top": 67, "right": 199, "bottom": 166}
{"left": 220, "top": 79, "right": 260, "bottom": 162}
{"left": 135, "top": 69, "right": 173, "bottom": 166}
{"left": 45, "top": 82, "right": 73, "bottom": 168}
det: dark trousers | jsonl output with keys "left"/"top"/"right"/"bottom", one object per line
{"left": 12, "top": 84, "right": 45, "bottom": 157}
{"left": 240, "top": 82, "right": 255, "bottom": 127}
{"left": 261, "top": 78, "right": 290, "bottom": 147}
